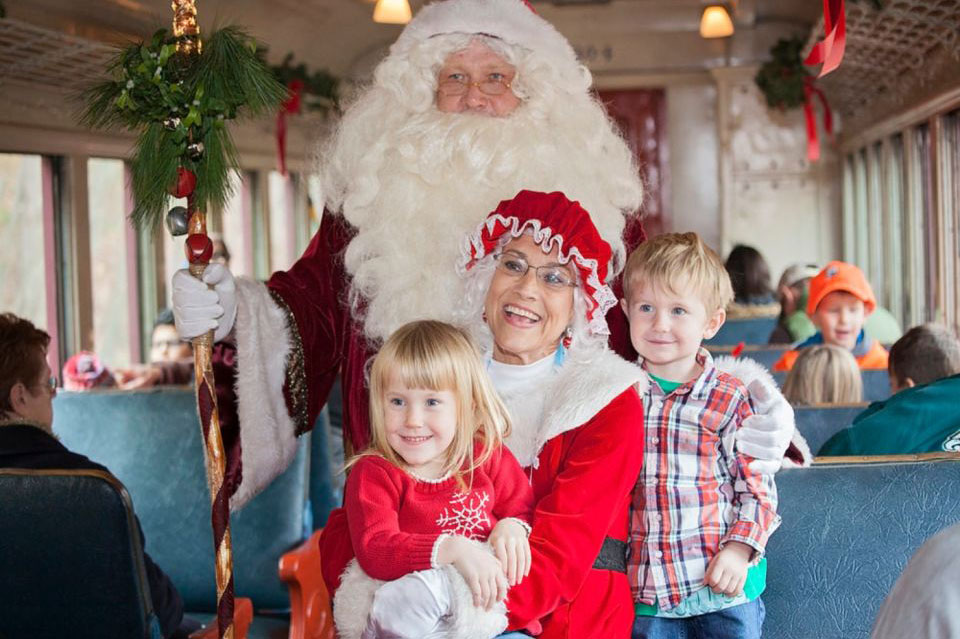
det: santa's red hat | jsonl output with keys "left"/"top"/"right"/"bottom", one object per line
{"left": 392, "top": 0, "right": 583, "bottom": 83}
{"left": 461, "top": 190, "right": 616, "bottom": 336}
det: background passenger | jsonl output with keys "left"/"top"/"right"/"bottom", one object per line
{"left": 870, "top": 522, "right": 960, "bottom": 639}
{"left": 724, "top": 244, "right": 779, "bottom": 319}
{"left": 774, "top": 261, "right": 888, "bottom": 372}
{"left": 768, "top": 263, "right": 818, "bottom": 345}
{"left": 61, "top": 351, "right": 116, "bottom": 391}
{"left": 818, "top": 324, "right": 960, "bottom": 456}
{"left": 781, "top": 345, "right": 863, "bottom": 406}
{"left": 0, "top": 312, "right": 190, "bottom": 638}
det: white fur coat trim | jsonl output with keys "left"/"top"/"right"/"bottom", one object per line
{"left": 230, "top": 278, "right": 300, "bottom": 510}
{"left": 504, "top": 347, "right": 648, "bottom": 468}
{"left": 333, "top": 552, "right": 508, "bottom": 639}
{"left": 712, "top": 355, "right": 778, "bottom": 391}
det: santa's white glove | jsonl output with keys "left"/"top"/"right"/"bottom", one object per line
{"left": 171, "top": 263, "right": 237, "bottom": 343}
{"left": 738, "top": 377, "right": 795, "bottom": 474}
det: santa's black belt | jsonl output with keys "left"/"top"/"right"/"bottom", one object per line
{"left": 592, "top": 536, "right": 627, "bottom": 573}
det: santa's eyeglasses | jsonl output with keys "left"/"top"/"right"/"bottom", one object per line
{"left": 436, "top": 73, "right": 513, "bottom": 97}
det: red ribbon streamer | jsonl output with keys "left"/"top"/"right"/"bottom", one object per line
{"left": 804, "top": 0, "right": 846, "bottom": 78}
{"left": 803, "top": 77, "right": 834, "bottom": 162}
{"left": 732, "top": 342, "right": 745, "bottom": 358}
{"left": 276, "top": 79, "right": 304, "bottom": 176}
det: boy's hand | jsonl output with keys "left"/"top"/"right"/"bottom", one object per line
{"left": 488, "top": 518, "right": 531, "bottom": 586}
{"left": 704, "top": 541, "right": 753, "bottom": 597}
{"left": 438, "top": 536, "right": 509, "bottom": 610}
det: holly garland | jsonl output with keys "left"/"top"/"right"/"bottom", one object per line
{"left": 271, "top": 53, "right": 340, "bottom": 113}
{"left": 81, "top": 27, "right": 287, "bottom": 229}
{"left": 755, "top": 37, "right": 811, "bottom": 110}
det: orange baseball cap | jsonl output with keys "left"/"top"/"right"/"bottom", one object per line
{"left": 806, "top": 260, "right": 876, "bottom": 315}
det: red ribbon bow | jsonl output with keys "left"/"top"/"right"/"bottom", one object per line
{"left": 276, "top": 79, "right": 304, "bottom": 176}
{"left": 803, "top": 76, "right": 834, "bottom": 162}
{"left": 804, "top": 0, "right": 846, "bottom": 78}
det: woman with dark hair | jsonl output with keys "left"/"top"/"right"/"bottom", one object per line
{"left": 725, "top": 245, "right": 779, "bottom": 319}
{"left": 0, "top": 312, "right": 189, "bottom": 638}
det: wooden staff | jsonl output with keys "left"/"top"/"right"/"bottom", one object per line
{"left": 173, "top": 2, "right": 235, "bottom": 637}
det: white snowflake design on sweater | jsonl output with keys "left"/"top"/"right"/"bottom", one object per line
{"left": 436, "top": 491, "right": 491, "bottom": 539}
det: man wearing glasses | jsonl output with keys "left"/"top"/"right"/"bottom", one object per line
{"left": 0, "top": 312, "right": 189, "bottom": 638}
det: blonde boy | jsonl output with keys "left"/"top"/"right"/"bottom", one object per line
{"left": 621, "top": 233, "right": 780, "bottom": 639}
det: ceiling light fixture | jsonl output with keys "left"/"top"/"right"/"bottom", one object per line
{"left": 373, "top": 0, "right": 412, "bottom": 24}
{"left": 700, "top": 5, "right": 734, "bottom": 39}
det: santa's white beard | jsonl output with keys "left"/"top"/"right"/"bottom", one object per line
{"left": 333, "top": 104, "right": 640, "bottom": 344}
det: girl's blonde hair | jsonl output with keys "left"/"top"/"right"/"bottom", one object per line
{"left": 352, "top": 320, "right": 512, "bottom": 485}
{"left": 782, "top": 344, "right": 863, "bottom": 406}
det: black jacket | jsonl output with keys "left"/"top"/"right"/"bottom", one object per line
{"left": 0, "top": 424, "right": 185, "bottom": 637}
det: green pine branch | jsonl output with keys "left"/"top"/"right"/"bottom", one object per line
{"left": 80, "top": 27, "right": 287, "bottom": 229}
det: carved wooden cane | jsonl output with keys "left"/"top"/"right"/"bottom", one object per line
{"left": 173, "top": 1, "right": 235, "bottom": 638}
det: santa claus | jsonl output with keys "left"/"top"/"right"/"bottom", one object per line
{"left": 172, "top": 0, "right": 791, "bottom": 508}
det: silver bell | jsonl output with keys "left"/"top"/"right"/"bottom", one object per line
{"left": 165, "top": 206, "right": 190, "bottom": 237}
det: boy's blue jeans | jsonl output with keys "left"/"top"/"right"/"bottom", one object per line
{"left": 631, "top": 598, "right": 765, "bottom": 639}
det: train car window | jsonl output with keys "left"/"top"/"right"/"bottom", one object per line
{"left": 161, "top": 194, "right": 189, "bottom": 309}
{"left": 936, "top": 111, "right": 959, "bottom": 328}
{"left": 219, "top": 171, "right": 252, "bottom": 278}
{"left": 87, "top": 158, "right": 134, "bottom": 367}
{"left": 307, "top": 174, "right": 323, "bottom": 239}
{"left": 268, "top": 170, "right": 296, "bottom": 274}
{"left": 883, "top": 136, "right": 906, "bottom": 327}
{"left": 0, "top": 153, "right": 47, "bottom": 326}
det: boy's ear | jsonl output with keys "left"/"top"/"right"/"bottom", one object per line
{"left": 702, "top": 307, "right": 726, "bottom": 340}
{"left": 620, "top": 297, "right": 629, "bottom": 316}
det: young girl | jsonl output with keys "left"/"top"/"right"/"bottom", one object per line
{"left": 782, "top": 344, "right": 863, "bottom": 406}
{"left": 333, "top": 320, "right": 534, "bottom": 639}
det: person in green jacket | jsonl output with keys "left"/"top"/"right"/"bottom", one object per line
{"left": 819, "top": 324, "right": 960, "bottom": 455}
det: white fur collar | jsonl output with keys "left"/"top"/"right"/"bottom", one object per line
{"left": 502, "top": 347, "right": 647, "bottom": 468}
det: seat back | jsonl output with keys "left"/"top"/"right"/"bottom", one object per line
{"left": 772, "top": 370, "right": 891, "bottom": 403}
{"left": 794, "top": 403, "right": 868, "bottom": 454}
{"left": 309, "top": 407, "right": 340, "bottom": 529}
{"left": 704, "top": 317, "right": 777, "bottom": 346}
{"left": 0, "top": 469, "right": 160, "bottom": 639}
{"left": 53, "top": 388, "right": 310, "bottom": 612}
{"left": 766, "top": 454, "right": 960, "bottom": 638}
{"left": 708, "top": 345, "right": 788, "bottom": 370}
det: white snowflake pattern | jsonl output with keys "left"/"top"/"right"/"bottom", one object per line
{"left": 436, "top": 491, "right": 491, "bottom": 539}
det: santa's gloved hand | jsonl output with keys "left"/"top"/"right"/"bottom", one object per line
{"left": 171, "top": 263, "right": 237, "bottom": 343}
{"left": 738, "top": 377, "right": 794, "bottom": 474}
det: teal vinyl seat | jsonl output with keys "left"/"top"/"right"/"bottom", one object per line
{"left": 765, "top": 454, "right": 960, "bottom": 638}
{"left": 773, "top": 369, "right": 891, "bottom": 403}
{"left": 704, "top": 317, "right": 778, "bottom": 346}
{"left": 794, "top": 404, "right": 868, "bottom": 454}
{"left": 0, "top": 468, "right": 163, "bottom": 639}
{"left": 53, "top": 388, "right": 310, "bottom": 630}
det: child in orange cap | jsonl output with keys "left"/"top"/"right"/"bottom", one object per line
{"left": 773, "top": 261, "right": 889, "bottom": 371}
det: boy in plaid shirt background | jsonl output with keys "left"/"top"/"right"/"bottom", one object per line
{"left": 620, "top": 233, "right": 781, "bottom": 639}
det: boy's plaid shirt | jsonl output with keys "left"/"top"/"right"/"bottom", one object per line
{"left": 628, "top": 349, "right": 781, "bottom": 610}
